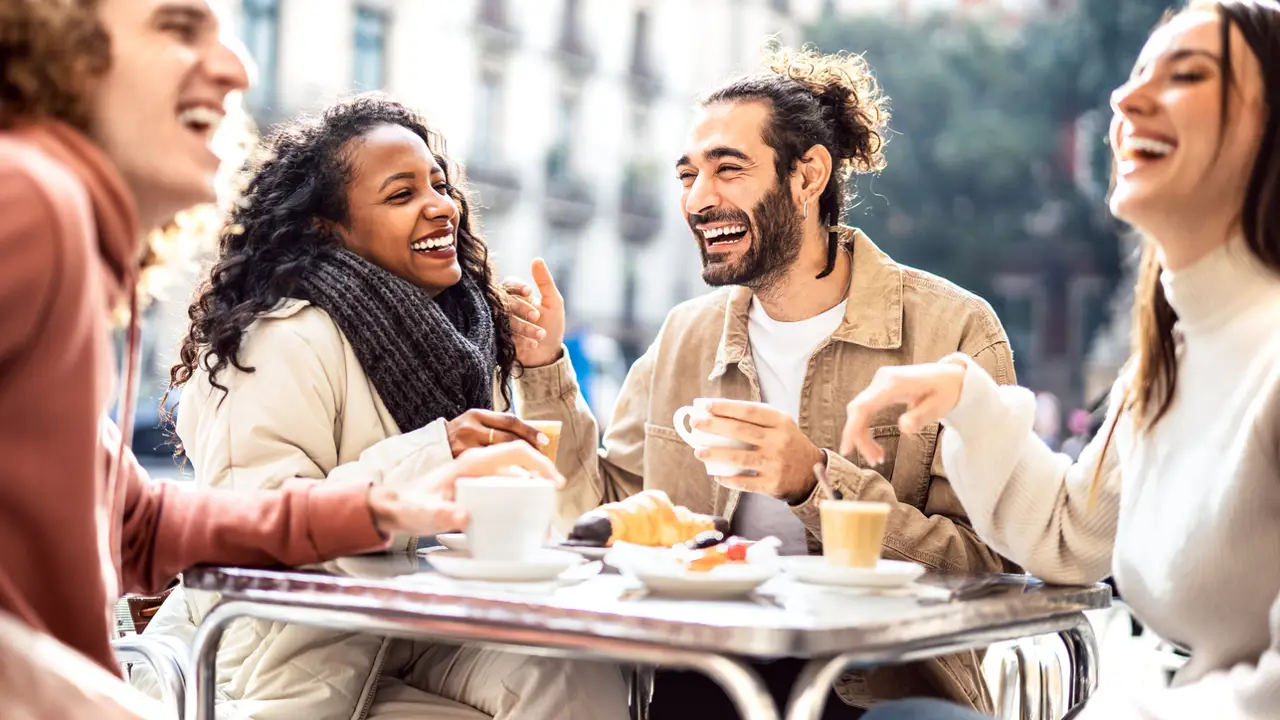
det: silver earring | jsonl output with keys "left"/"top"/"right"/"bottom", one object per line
{"left": 803, "top": 200, "right": 809, "bottom": 220}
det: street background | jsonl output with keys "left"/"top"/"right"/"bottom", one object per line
{"left": 134, "top": 0, "right": 1171, "bottom": 478}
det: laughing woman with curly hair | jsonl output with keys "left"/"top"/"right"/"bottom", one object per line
{"left": 135, "top": 94, "right": 628, "bottom": 720}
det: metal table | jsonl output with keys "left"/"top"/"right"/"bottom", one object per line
{"left": 183, "top": 555, "right": 1109, "bottom": 720}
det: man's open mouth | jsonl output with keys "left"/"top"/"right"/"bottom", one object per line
{"left": 177, "top": 105, "right": 224, "bottom": 140}
{"left": 700, "top": 224, "right": 748, "bottom": 246}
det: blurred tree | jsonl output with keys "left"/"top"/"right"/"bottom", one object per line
{"left": 807, "top": 15, "right": 1062, "bottom": 298}
{"left": 805, "top": 1, "right": 1173, "bottom": 394}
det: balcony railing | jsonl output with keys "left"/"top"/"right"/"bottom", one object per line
{"left": 462, "top": 159, "right": 521, "bottom": 215}
{"left": 619, "top": 161, "right": 661, "bottom": 243}
{"left": 544, "top": 145, "right": 595, "bottom": 229}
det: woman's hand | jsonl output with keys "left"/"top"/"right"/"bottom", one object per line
{"left": 446, "top": 409, "right": 550, "bottom": 457}
{"left": 367, "top": 441, "right": 566, "bottom": 537}
{"left": 840, "top": 358, "right": 968, "bottom": 465}
{"left": 503, "top": 258, "right": 566, "bottom": 368}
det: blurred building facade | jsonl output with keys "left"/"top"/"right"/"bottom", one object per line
{"left": 145, "top": 0, "right": 825, "bottom": 422}
{"left": 135, "top": 0, "right": 1095, "bottom": 433}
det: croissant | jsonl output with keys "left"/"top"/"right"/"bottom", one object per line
{"left": 566, "top": 490, "right": 729, "bottom": 547}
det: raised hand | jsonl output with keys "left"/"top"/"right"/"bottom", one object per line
{"left": 503, "top": 258, "right": 566, "bottom": 368}
{"left": 367, "top": 441, "right": 566, "bottom": 536}
{"left": 690, "top": 400, "right": 825, "bottom": 504}
{"left": 445, "top": 408, "right": 551, "bottom": 457}
{"left": 839, "top": 358, "right": 968, "bottom": 465}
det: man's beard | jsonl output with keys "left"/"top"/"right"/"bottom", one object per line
{"left": 693, "top": 181, "right": 803, "bottom": 293}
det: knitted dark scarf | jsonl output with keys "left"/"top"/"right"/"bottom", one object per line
{"left": 293, "top": 248, "right": 496, "bottom": 433}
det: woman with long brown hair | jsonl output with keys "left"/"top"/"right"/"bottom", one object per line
{"left": 841, "top": 1, "right": 1280, "bottom": 718}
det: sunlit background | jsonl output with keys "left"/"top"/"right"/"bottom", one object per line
{"left": 132, "top": 0, "right": 1176, "bottom": 469}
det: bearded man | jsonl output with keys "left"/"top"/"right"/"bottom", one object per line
{"left": 505, "top": 48, "right": 1019, "bottom": 717}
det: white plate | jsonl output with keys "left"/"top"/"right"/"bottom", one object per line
{"left": 425, "top": 549, "right": 584, "bottom": 582}
{"left": 602, "top": 542, "right": 669, "bottom": 572}
{"left": 780, "top": 557, "right": 925, "bottom": 588}
{"left": 632, "top": 564, "right": 778, "bottom": 600}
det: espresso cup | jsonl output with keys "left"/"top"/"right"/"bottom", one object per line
{"left": 455, "top": 476, "right": 557, "bottom": 561}
{"left": 524, "top": 420, "right": 562, "bottom": 464}
{"left": 819, "top": 500, "right": 891, "bottom": 568}
{"left": 673, "top": 401, "right": 751, "bottom": 477}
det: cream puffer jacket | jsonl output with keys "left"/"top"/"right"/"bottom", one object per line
{"left": 133, "top": 299, "right": 467, "bottom": 720}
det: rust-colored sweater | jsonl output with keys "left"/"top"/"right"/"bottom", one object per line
{"left": 0, "top": 121, "right": 390, "bottom": 674}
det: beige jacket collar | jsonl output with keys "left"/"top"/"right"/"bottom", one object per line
{"left": 711, "top": 228, "right": 904, "bottom": 380}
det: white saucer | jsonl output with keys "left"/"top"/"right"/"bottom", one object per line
{"left": 434, "top": 533, "right": 592, "bottom": 557}
{"left": 425, "top": 549, "right": 584, "bottom": 582}
{"left": 555, "top": 543, "right": 610, "bottom": 561}
{"left": 781, "top": 557, "right": 925, "bottom": 589}
{"left": 434, "top": 533, "right": 470, "bottom": 552}
{"left": 632, "top": 564, "right": 778, "bottom": 600}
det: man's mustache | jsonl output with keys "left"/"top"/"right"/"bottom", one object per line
{"left": 687, "top": 209, "right": 752, "bottom": 234}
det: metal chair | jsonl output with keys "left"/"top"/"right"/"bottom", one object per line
{"left": 985, "top": 632, "right": 1087, "bottom": 720}
{"left": 113, "top": 634, "right": 189, "bottom": 718}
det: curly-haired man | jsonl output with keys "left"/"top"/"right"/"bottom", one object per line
{"left": 0, "top": 0, "right": 566, "bottom": 705}
{"left": 507, "top": 48, "right": 1019, "bottom": 717}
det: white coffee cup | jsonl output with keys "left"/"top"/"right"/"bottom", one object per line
{"left": 673, "top": 400, "right": 752, "bottom": 477}
{"left": 455, "top": 477, "right": 556, "bottom": 561}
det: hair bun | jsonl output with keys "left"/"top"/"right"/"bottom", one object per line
{"left": 764, "top": 46, "right": 890, "bottom": 175}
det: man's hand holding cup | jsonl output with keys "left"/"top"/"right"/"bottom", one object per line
{"left": 674, "top": 398, "right": 825, "bottom": 504}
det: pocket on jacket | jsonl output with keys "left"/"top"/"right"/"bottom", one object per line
{"left": 643, "top": 423, "right": 682, "bottom": 443}
{"left": 849, "top": 424, "right": 939, "bottom": 508}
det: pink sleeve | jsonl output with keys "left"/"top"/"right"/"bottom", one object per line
{"left": 112, "top": 431, "right": 389, "bottom": 596}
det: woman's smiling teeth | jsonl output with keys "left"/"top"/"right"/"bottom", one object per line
{"left": 411, "top": 236, "right": 454, "bottom": 252}
{"left": 1121, "top": 136, "right": 1176, "bottom": 161}
{"left": 702, "top": 225, "right": 748, "bottom": 245}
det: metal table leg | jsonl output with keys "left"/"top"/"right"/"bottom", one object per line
{"left": 785, "top": 612, "right": 1096, "bottom": 720}
{"left": 1057, "top": 616, "right": 1098, "bottom": 710}
{"left": 187, "top": 603, "right": 237, "bottom": 720}
{"left": 189, "top": 600, "right": 780, "bottom": 720}
{"left": 629, "top": 665, "right": 655, "bottom": 720}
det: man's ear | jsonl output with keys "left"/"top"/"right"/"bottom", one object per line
{"left": 792, "top": 144, "right": 833, "bottom": 209}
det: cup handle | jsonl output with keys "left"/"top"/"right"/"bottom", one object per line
{"left": 673, "top": 406, "right": 699, "bottom": 446}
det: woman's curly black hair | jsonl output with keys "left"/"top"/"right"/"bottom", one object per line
{"left": 169, "top": 94, "right": 516, "bottom": 409}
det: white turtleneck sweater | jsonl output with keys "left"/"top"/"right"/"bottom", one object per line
{"left": 940, "top": 238, "right": 1280, "bottom": 719}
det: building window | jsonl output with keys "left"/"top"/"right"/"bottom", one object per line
{"left": 549, "top": 91, "right": 580, "bottom": 176}
{"left": 478, "top": 0, "right": 508, "bottom": 29}
{"left": 241, "top": 0, "right": 280, "bottom": 113}
{"left": 474, "top": 72, "right": 503, "bottom": 163}
{"left": 629, "top": 8, "right": 652, "bottom": 77}
{"left": 558, "top": 0, "right": 586, "bottom": 56}
{"left": 353, "top": 6, "right": 389, "bottom": 90}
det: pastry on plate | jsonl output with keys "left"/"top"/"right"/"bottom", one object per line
{"left": 565, "top": 489, "right": 729, "bottom": 548}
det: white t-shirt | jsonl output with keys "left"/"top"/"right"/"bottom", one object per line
{"left": 732, "top": 298, "right": 847, "bottom": 555}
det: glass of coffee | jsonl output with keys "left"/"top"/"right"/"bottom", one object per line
{"left": 525, "top": 420, "right": 562, "bottom": 463}
{"left": 819, "top": 500, "right": 891, "bottom": 568}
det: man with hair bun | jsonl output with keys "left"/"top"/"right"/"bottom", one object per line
{"left": 508, "top": 47, "right": 1017, "bottom": 716}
